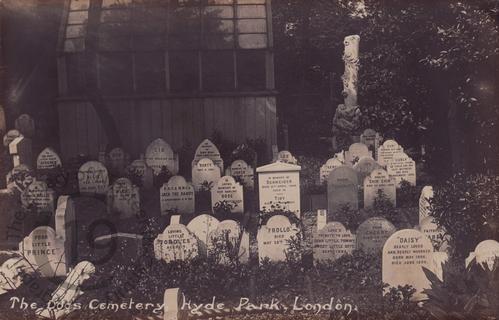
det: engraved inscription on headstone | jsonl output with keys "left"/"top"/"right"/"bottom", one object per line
{"left": 145, "top": 138, "right": 178, "bottom": 175}
{"left": 36, "top": 147, "right": 62, "bottom": 170}
{"left": 21, "top": 180, "right": 56, "bottom": 213}
{"left": 275, "top": 150, "right": 298, "bottom": 165}
{"left": 257, "top": 215, "right": 300, "bottom": 263}
{"left": 107, "top": 177, "right": 140, "bottom": 218}
{"left": 160, "top": 176, "right": 195, "bottom": 215}
{"left": 312, "top": 222, "right": 356, "bottom": 262}
{"left": 356, "top": 217, "right": 396, "bottom": 253}
{"left": 377, "top": 140, "right": 403, "bottom": 167}
{"left": 192, "top": 158, "right": 222, "bottom": 191}
{"left": 327, "top": 166, "right": 359, "bottom": 214}
{"left": 319, "top": 158, "right": 342, "bottom": 184}
{"left": 211, "top": 176, "right": 244, "bottom": 215}
{"left": 77, "top": 161, "right": 109, "bottom": 196}
{"left": 419, "top": 217, "right": 450, "bottom": 252}
{"left": 154, "top": 216, "right": 199, "bottom": 263}
{"left": 387, "top": 152, "right": 416, "bottom": 187}
{"left": 360, "top": 129, "right": 382, "bottom": 154}
{"left": 226, "top": 160, "right": 254, "bottom": 189}
{"left": 363, "top": 168, "right": 396, "bottom": 208}
{"left": 192, "top": 139, "right": 223, "bottom": 173}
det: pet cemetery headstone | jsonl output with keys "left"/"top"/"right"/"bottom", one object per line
{"left": 211, "top": 176, "right": 244, "bottom": 215}
{"left": 208, "top": 219, "right": 250, "bottom": 264}
{"left": 356, "top": 217, "right": 397, "bottom": 253}
{"left": 226, "top": 159, "right": 254, "bottom": 189}
{"left": 363, "top": 168, "right": 396, "bottom": 208}
{"left": 382, "top": 229, "right": 434, "bottom": 301}
{"left": 377, "top": 139, "right": 403, "bottom": 167}
{"left": 77, "top": 161, "right": 109, "bottom": 196}
{"left": 353, "top": 156, "right": 382, "bottom": 185}
{"left": 192, "top": 158, "right": 221, "bottom": 191}
{"left": 9, "top": 136, "right": 32, "bottom": 167}
{"left": 186, "top": 214, "right": 220, "bottom": 254}
{"left": 55, "top": 196, "right": 77, "bottom": 265}
{"left": 419, "top": 186, "right": 433, "bottom": 224}
{"left": 275, "top": 150, "right": 298, "bottom": 165}
{"left": 419, "top": 217, "right": 450, "bottom": 253}
{"left": 21, "top": 180, "right": 56, "bottom": 214}
{"left": 192, "top": 139, "right": 224, "bottom": 173}
{"left": 257, "top": 215, "right": 301, "bottom": 263}
{"left": 36, "top": 147, "right": 62, "bottom": 171}
{"left": 106, "top": 177, "right": 140, "bottom": 218}
{"left": 107, "top": 147, "right": 128, "bottom": 176}
{"left": 319, "top": 157, "right": 342, "bottom": 184}
{"left": 466, "top": 240, "right": 499, "bottom": 270}
{"left": 327, "top": 165, "right": 358, "bottom": 214}
{"left": 257, "top": 162, "right": 301, "bottom": 217}
{"left": 154, "top": 215, "right": 199, "bottom": 263}
{"left": 160, "top": 175, "right": 195, "bottom": 215}
{"left": 345, "top": 143, "right": 371, "bottom": 165}
{"left": 19, "top": 226, "right": 68, "bottom": 277}
{"left": 3, "top": 129, "right": 22, "bottom": 147}
{"left": 6, "top": 164, "right": 35, "bottom": 192}
{"left": 387, "top": 152, "right": 416, "bottom": 187}
{"left": 0, "top": 257, "right": 34, "bottom": 294}
{"left": 145, "top": 138, "right": 179, "bottom": 175}
{"left": 127, "top": 158, "right": 154, "bottom": 189}
{"left": 312, "top": 221, "right": 356, "bottom": 263}
{"left": 14, "top": 114, "right": 35, "bottom": 138}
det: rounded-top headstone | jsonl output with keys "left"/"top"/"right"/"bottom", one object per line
{"left": 160, "top": 175, "right": 195, "bottom": 215}
{"left": 387, "top": 152, "right": 416, "bottom": 187}
{"left": 211, "top": 176, "right": 244, "bottom": 215}
{"left": 192, "top": 158, "right": 222, "bottom": 191}
{"left": 257, "top": 215, "right": 301, "bottom": 263}
{"left": 145, "top": 138, "right": 178, "bottom": 175}
{"left": 327, "top": 165, "right": 359, "bottom": 213}
{"left": 21, "top": 180, "right": 55, "bottom": 212}
{"left": 377, "top": 139, "right": 403, "bottom": 167}
{"left": 14, "top": 114, "right": 35, "bottom": 138}
{"left": 382, "top": 229, "right": 434, "bottom": 301}
{"left": 313, "top": 221, "right": 356, "bottom": 262}
{"left": 208, "top": 219, "right": 250, "bottom": 264}
{"left": 346, "top": 143, "right": 371, "bottom": 165}
{"left": 466, "top": 240, "right": 499, "bottom": 270}
{"left": 363, "top": 168, "right": 396, "bottom": 207}
{"left": 186, "top": 214, "right": 221, "bottom": 254}
{"left": 154, "top": 216, "right": 200, "bottom": 262}
{"left": 275, "top": 150, "right": 298, "bottom": 165}
{"left": 320, "top": 158, "right": 343, "bottom": 184}
{"left": 356, "top": 217, "right": 397, "bottom": 253}
{"left": 36, "top": 147, "right": 62, "bottom": 170}
{"left": 353, "top": 156, "right": 381, "bottom": 183}
{"left": 77, "top": 161, "right": 109, "bottom": 196}
{"left": 227, "top": 159, "right": 254, "bottom": 189}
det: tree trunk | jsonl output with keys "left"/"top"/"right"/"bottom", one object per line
{"left": 83, "top": 0, "right": 122, "bottom": 150}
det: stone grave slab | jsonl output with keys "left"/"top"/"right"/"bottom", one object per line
{"left": 363, "top": 168, "right": 396, "bottom": 208}
{"left": 377, "top": 139, "right": 403, "bottom": 167}
{"left": 312, "top": 221, "right": 356, "bottom": 263}
{"left": 192, "top": 158, "right": 221, "bottom": 191}
{"left": 77, "top": 161, "right": 109, "bottom": 196}
{"left": 160, "top": 176, "right": 195, "bottom": 215}
{"left": 145, "top": 138, "right": 178, "bottom": 175}
{"left": 154, "top": 216, "right": 199, "bottom": 263}
{"left": 327, "top": 166, "right": 358, "bottom": 214}
{"left": 257, "top": 215, "right": 301, "bottom": 263}
{"left": 21, "top": 180, "right": 55, "bottom": 213}
{"left": 55, "top": 196, "right": 77, "bottom": 265}
{"left": 387, "top": 152, "right": 416, "bottom": 187}
{"left": 127, "top": 158, "right": 154, "bottom": 189}
{"left": 211, "top": 176, "right": 244, "bottom": 215}
{"left": 356, "top": 217, "right": 396, "bottom": 253}
{"left": 36, "top": 148, "right": 62, "bottom": 171}
{"left": 226, "top": 160, "right": 254, "bottom": 189}
{"left": 9, "top": 136, "right": 32, "bottom": 167}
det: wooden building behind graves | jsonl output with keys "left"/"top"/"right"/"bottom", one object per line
{"left": 56, "top": 0, "right": 276, "bottom": 160}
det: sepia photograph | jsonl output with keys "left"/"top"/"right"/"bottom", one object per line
{"left": 0, "top": 0, "right": 498, "bottom": 319}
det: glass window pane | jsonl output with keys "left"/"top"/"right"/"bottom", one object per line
{"left": 237, "top": 5, "right": 266, "bottom": 18}
{"left": 70, "top": 0, "right": 90, "bottom": 10}
{"left": 237, "top": 50, "right": 266, "bottom": 91}
{"left": 171, "top": 7, "right": 200, "bottom": 33}
{"left": 237, "top": 19, "right": 266, "bottom": 33}
{"left": 204, "top": 6, "right": 234, "bottom": 19}
{"left": 100, "top": 9, "right": 131, "bottom": 23}
{"left": 239, "top": 34, "right": 267, "bottom": 48}
{"left": 68, "top": 11, "right": 88, "bottom": 24}
{"left": 64, "top": 38, "right": 85, "bottom": 52}
{"left": 135, "top": 52, "right": 165, "bottom": 93}
{"left": 66, "top": 53, "right": 87, "bottom": 94}
{"left": 238, "top": 0, "right": 265, "bottom": 4}
{"left": 99, "top": 53, "right": 134, "bottom": 95}
{"left": 204, "top": 34, "right": 234, "bottom": 49}
{"left": 102, "top": 0, "right": 132, "bottom": 8}
{"left": 66, "top": 24, "right": 86, "bottom": 38}
{"left": 204, "top": 19, "right": 233, "bottom": 33}
{"left": 202, "top": 51, "right": 234, "bottom": 91}
{"left": 170, "top": 51, "right": 199, "bottom": 92}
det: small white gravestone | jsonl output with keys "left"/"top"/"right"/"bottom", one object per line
{"left": 226, "top": 160, "right": 254, "bottom": 189}
{"left": 312, "top": 221, "right": 356, "bottom": 263}
{"left": 353, "top": 156, "right": 382, "bottom": 185}
{"left": 192, "top": 158, "right": 221, "bottom": 191}
{"left": 145, "top": 138, "right": 179, "bottom": 175}
{"left": 327, "top": 166, "right": 359, "bottom": 214}
{"left": 21, "top": 180, "right": 56, "bottom": 213}
{"left": 77, "top": 161, "right": 109, "bottom": 195}
{"left": 14, "top": 114, "right": 35, "bottom": 138}
{"left": 192, "top": 139, "right": 223, "bottom": 173}
{"left": 163, "top": 288, "right": 188, "bottom": 320}
{"left": 208, "top": 220, "right": 250, "bottom": 264}
{"left": 107, "top": 178, "right": 140, "bottom": 218}
{"left": 419, "top": 217, "right": 450, "bottom": 253}
{"left": 419, "top": 186, "right": 434, "bottom": 224}
{"left": 466, "top": 240, "right": 499, "bottom": 270}
{"left": 160, "top": 176, "right": 195, "bottom": 215}
{"left": 257, "top": 162, "right": 301, "bottom": 217}
{"left": 3, "top": 129, "right": 22, "bottom": 147}
{"left": 387, "top": 152, "right": 416, "bottom": 187}
{"left": 345, "top": 143, "right": 371, "bottom": 165}
{"left": 6, "top": 164, "right": 35, "bottom": 192}
{"left": 317, "top": 209, "right": 327, "bottom": 231}
{"left": 360, "top": 129, "right": 382, "bottom": 153}
{"left": 107, "top": 147, "right": 128, "bottom": 176}
{"left": 36, "top": 148, "right": 62, "bottom": 170}
{"left": 257, "top": 215, "right": 300, "bottom": 263}
{"left": 356, "top": 217, "right": 397, "bottom": 253}
{"left": 19, "top": 226, "right": 67, "bottom": 277}
{"left": 154, "top": 216, "right": 199, "bottom": 263}
{"left": 363, "top": 168, "right": 396, "bottom": 208}
{"left": 127, "top": 158, "right": 154, "bottom": 189}
{"left": 0, "top": 257, "right": 34, "bottom": 294}
{"left": 275, "top": 150, "right": 298, "bottom": 165}
{"left": 55, "top": 196, "right": 77, "bottom": 265}
{"left": 211, "top": 176, "right": 244, "bottom": 215}
{"left": 36, "top": 261, "right": 95, "bottom": 320}
{"left": 377, "top": 139, "right": 403, "bottom": 167}
{"left": 186, "top": 214, "right": 220, "bottom": 254}
{"left": 382, "top": 229, "right": 434, "bottom": 301}
{"left": 9, "top": 136, "right": 33, "bottom": 167}
{"left": 319, "top": 158, "right": 343, "bottom": 184}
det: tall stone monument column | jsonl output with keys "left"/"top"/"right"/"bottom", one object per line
{"left": 332, "top": 35, "right": 362, "bottom": 151}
